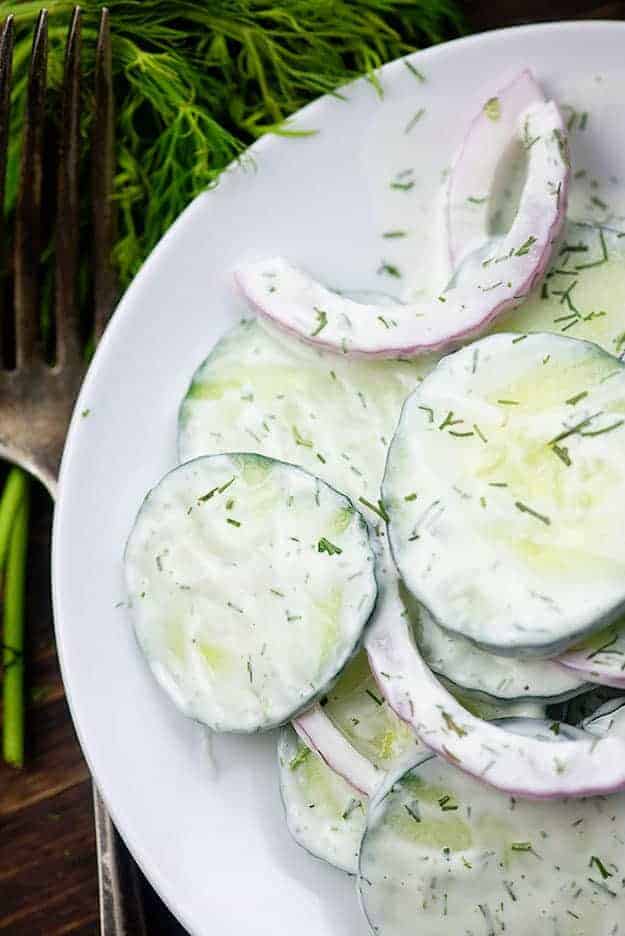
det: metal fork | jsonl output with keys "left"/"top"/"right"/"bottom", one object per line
{"left": 0, "top": 8, "right": 146, "bottom": 934}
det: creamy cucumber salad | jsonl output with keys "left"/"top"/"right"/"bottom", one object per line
{"left": 125, "top": 69, "right": 625, "bottom": 933}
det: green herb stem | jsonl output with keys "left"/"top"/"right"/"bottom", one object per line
{"left": 3, "top": 484, "right": 29, "bottom": 768}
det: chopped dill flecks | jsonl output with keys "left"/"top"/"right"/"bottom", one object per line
{"left": 566, "top": 390, "right": 588, "bottom": 405}
{"left": 442, "top": 711, "right": 467, "bottom": 737}
{"left": 311, "top": 306, "right": 328, "bottom": 336}
{"left": 590, "top": 855, "right": 613, "bottom": 879}
{"left": 467, "top": 195, "right": 487, "bottom": 204}
{"left": 382, "top": 230, "right": 407, "bottom": 238}
{"left": 405, "top": 107, "right": 425, "bottom": 134}
{"left": 548, "top": 413, "right": 599, "bottom": 445}
{"left": 226, "top": 518, "right": 241, "bottom": 527}
{"left": 292, "top": 425, "right": 313, "bottom": 447}
{"left": 404, "top": 493, "right": 418, "bottom": 501}
{"left": 449, "top": 430, "right": 474, "bottom": 437}
{"left": 551, "top": 443, "right": 571, "bottom": 466}
{"left": 439, "top": 411, "right": 463, "bottom": 430}
{"left": 404, "top": 61, "right": 426, "bottom": 83}
{"left": 591, "top": 194, "right": 608, "bottom": 211}
{"left": 317, "top": 537, "right": 342, "bottom": 556}
{"left": 289, "top": 746, "right": 311, "bottom": 770}
{"left": 419, "top": 405, "right": 435, "bottom": 423}
{"left": 510, "top": 841, "right": 533, "bottom": 852}
{"left": 480, "top": 496, "right": 487, "bottom": 508}
{"left": 270, "top": 588, "right": 285, "bottom": 598}
{"left": 515, "top": 235, "right": 537, "bottom": 256}
{"left": 580, "top": 111, "right": 589, "bottom": 130}
{"left": 316, "top": 453, "right": 326, "bottom": 463}
{"left": 358, "top": 496, "right": 390, "bottom": 523}
{"left": 512, "top": 334, "right": 527, "bottom": 344}
{"left": 377, "top": 262, "right": 401, "bottom": 278}
{"left": 473, "top": 424, "right": 488, "bottom": 443}
{"left": 484, "top": 96, "right": 500, "bottom": 121}
{"left": 404, "top": 801, "right": 421, "bottom": 822}
{"left": 580, "top": 419, "right": 624, "bottom": 437}
{"left": 576, "top": 229, "right": 608, "bottom": 270}
{"left": 198, "top": 486, "right": 219, "bottom": 503}
{"left": 497, "top": 399, "right": 519, "bottom": 406}
{"left": 488, "top": 482, "right": 508, "bottom": 488}
{"left": 366, "top": 688, "right": 383, "bottom": 706}
{"left": 515, "top": 501, "right": 550, "bottom": 525}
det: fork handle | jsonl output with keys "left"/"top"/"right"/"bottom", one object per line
{"left": 93, "top": 783, "right": 148, "bottom": 936}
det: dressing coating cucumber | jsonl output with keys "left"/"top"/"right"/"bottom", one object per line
{"left": 384, "top": 332, "right": 625, "bottom": 657}
{"left": 125, "top": 454, "right": 377, "bottom": 731}
{"left": 178, "top": 318, "right": 428, "bottom": 522}
{"left": 413, "top": 599, "right": 588, "bottom": 702}
{"left": 359, "top": 745, "right": 625, "bottom": 935}
{"left": 278, "top": 727, "right": 367, "bottom": 874}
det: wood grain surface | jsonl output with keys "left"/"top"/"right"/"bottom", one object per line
{"left": 0, "top": 3, "right": 622, "bottom": 933}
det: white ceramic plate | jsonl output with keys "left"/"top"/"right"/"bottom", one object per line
{"left": 52, "top": 21, "right": 625, "bottom": 936}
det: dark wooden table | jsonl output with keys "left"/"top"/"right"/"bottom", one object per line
{"left": 1, "top": 2, "right": 623, "bottom": 933}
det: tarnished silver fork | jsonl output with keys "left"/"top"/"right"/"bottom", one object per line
{"left": 0, "top": 8, "right": 146, "bottom": 934}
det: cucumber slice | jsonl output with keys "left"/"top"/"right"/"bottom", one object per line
{"left": 581, "top": 698, "right": 625, "bottom": 738}
{"left": 278, "top": 726, "right": 367, "bottom": 874}
{"left": 384, "top": 331, "right": 625, "bottom": 657}
{"left": 413, "top": 599, "right": 588, "bottom": 702}
{"left": 359, "top": 748, "right": 625, "bottom": 936}
{"left": 446, "top": 70, "right": 545, "bottom": 271}
{"left": 556, "top": 619, "right": 625, "bottom": 689}
{"left": 124, "top": 453, "right": 377, "bottom": 732}
{"left": 178, "top": 319, "right": 428, "bottom": 520}
{"left": 235, "top": 102, "right": 569, "bottom": 358}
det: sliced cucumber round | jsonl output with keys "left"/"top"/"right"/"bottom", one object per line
{"left": 178, "top": 319, "right": 429, "bottom": 521}
{"left": 556, "top": 618, "right": 625, "bottom": 689}
{"left": 413, "top": 598, "right": 588, "bottom": 702}
{"left": 278, "top": 726, "right": 366, "bottom": 874}
{"left": 124, "top": 454, "right": 377, "bottom": 732}
{"left": 384, "top": 331, "right": 625, "bottom": 657}
{"left": 359, "top": 746, "right": 625, "bottom": 935}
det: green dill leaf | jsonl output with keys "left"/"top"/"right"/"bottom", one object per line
{"left": 366, "top": 688, "right": 383, "bottom": 706}
{"left": 289, "top": 746, "right": 310, "bottom": 771}
{"left": 311, "top": 306, "right": 328, "bottom": 337}
{"left": 405, "top": 107, "right": 425, "bottom": 133}
{"left": 515, "top": 235, "right": 537, "bottom": 256}
{"left": 292, "top": 425, "right": 313, "bottom": 447}
{"left": 515, "top": 501, "right": 550, "bottom": 525}
{"left": 317, "top": 537, "right": 343, "bottom": 556}
{"left": 358, "top": 496, "right": 390, "bottom": 523}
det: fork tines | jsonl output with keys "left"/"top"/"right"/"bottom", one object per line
{"left": 0, "top": 6, "right": 116, "bottom": 375}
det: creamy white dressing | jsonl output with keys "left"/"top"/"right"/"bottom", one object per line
{"left": 278, "top": 726, "right": 367, "bottom": 874}
{"left": 125, "top": 454, "right": 377, "bottom": 731}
